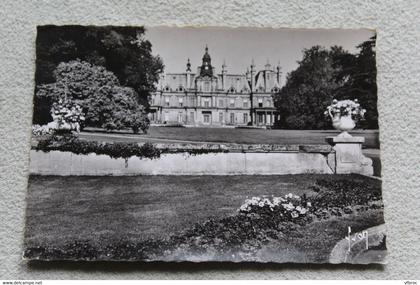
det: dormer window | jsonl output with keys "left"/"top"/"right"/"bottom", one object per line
{"left": 229, "top": 87, "right": 235, "bottom": 93}
{"left": 258, "top": 98, "right": 263, "bottom": 108}
{"left": 204, "top": 81, "right": 211, "bottom": 92}
{"left": 272, "top": 87, "right": 279, "bottom": 93}
{"left": 178, "top": 86, "right": 184, "bottom": 92}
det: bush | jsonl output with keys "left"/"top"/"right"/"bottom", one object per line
{"left": 311, "top": 178, "right": 382, "bottom": 209}
{"left": 35, "top": 61, "right": 150, "bottom": 134}
{"left": 34, "top": 135, "right": 161, "bottom": 160}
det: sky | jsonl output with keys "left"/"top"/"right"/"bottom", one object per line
{"left": 145, "top": 26, "right": 375, "bottom": 82}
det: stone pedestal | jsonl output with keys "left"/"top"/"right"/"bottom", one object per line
{"left": 326, "top": 132, "right": 373, "bottom": 176}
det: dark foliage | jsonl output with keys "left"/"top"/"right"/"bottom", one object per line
{"left": 274, "top": 36, "right": 378, "bottom": 129}
{"left": 310, "top": 177, "right": 382, "bottom": 218}
{"left": 273, "top": 46, "right": 347, "bottom": 129}
{"left": 334, "top": 36, "right": 378, "bottom": 129}
{"left": 35, "top": 135, "right": 161, "bottom": 160}
{"left": 34, "top": 134, "right": 228, "bottom": 159}
{"left": 33, "top": 25, "right": 164, "bottom": 124}
{"left": 311, "top": 178, "right": 382, "bottom": 208}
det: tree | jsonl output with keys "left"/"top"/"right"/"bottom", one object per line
{"left": 273, "top": 46, "right": 348, "bottom": 129}
{"left": 33, "top": 25, "right": 164, "bottom": 124}
{"left": 36, "top": 60, "right": 149, "bottom": 133}
{"left": 334, "top": 36, "right": 378, "bottom": 129}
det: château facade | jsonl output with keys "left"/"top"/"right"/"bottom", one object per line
{"left": 149, "top": 46, "right": 282, "bottom": 127}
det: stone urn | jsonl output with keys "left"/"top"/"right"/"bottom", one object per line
{"left": 328, "top": 110, "right": 356, "bottom": 136}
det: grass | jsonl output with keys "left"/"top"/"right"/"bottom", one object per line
{"left": 81, "top": 127, "right": 380, "bottom": 149}
{"left": 24, "top": 174, "right": 384, "bottom": 262}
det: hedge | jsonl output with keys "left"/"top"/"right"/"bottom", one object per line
{"left": 34, "top": 135, "right": 161, "bottom": 160}
{"left": 33, "top": 135, "right": 227, "bottom": 160}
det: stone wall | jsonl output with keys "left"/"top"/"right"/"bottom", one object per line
{"left": 29, "top": 148, "right": 335, "bottom": 176}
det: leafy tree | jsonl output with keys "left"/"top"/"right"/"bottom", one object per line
{"left": 273, "top": 46, "right": 347, "bottom": 129}
{"left": 274, "top": 37, "right": 378, "bottom": 130}
{"left": 334, "top": 36, "right": 378, "bottom": 129}
{"left": 33, "top": 25, "right": 164, "bottom": 124}
{"left": 36, "top": 60, "right": 149, "bottom": 133}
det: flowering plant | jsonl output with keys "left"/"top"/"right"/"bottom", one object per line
{"left": 324, "top": 99, "right": 366, "bottom": 120}
{"left": 32, "top": 124, "right": 55, "bottom": 136}
{"left": 238, "top": 193, "right": 311, "bottom": 222}
{"left": 50, "top": 99, "right": 85, "bottom": 132}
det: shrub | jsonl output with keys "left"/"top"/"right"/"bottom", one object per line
{"left": 34, "top": 135, "right": 161, "bottom": 160}
{"left": 35, "top": 60, "right": 150, "bottom": 134}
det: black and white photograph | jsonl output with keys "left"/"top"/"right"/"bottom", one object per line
{"left": 24, "top": 25, "right": 386, "bottom": 264}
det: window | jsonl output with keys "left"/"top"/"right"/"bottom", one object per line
{"left": 219, "top": 99, "right": 224, "bottom": 107}
{"left": 178, "top": 97, "right": 183, "bottom": 107}
{"left": 243, "top": 113, "right": 248, "bottom": 124}
{"left": 190, "top": 112, "right": 195, "bottom": 123}
{"left": 219, "top": 112, "right": 224, "bottom": 123}
{"left": 229, "top": 99, "right": 235, "bottom": 108}
{"left": 230, "top": 113, "right": 235, "bottom": 124}
{"left": 204, "top": 81, "right": 210, "bottom": 92}
{"left": 178, "top": 113, "right": 183, "bottom": 123}
{"left": 258, "top": 98, "right": 263, "bottom": 108}
{"left": 203, "top": 98, "right": 210, "bottom": 108}
{"left": 165, "top": 97, "right": 170, "bottom": 107}
{"left": 203, "top": 113, "right": 211, "bottom": 124}
{"left": 266, "top": 99, "right": 271, "bottom": 107}
{"left": 243, "top": 99, "right": 249, "bottom": 108}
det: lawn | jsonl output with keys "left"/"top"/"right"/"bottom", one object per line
{"left": 81, "top": 127, "right": 380, "bottom": 149}
{"left": 24, "top": 174, "right": 384, "bottom": 262}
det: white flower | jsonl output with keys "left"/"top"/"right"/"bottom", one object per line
{"left": 286, "top": 193, "right": 294, "bottom": 199}
{"left": 282, "top": 203, "right": 295, "bottom": 211}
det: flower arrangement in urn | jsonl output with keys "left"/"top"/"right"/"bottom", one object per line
{"left": 32, "top": 99, "right": 86, "bottom": 136}
{"left": 50, "top": 99, "right": 85, "bottom": 133}
{"left": 325, "top": 99, "right": 366, "bottom": 136}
